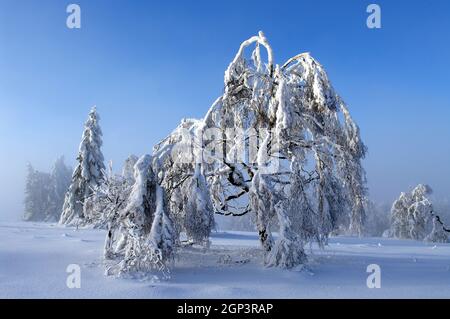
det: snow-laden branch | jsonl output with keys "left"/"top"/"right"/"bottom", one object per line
{"left": 225, "top": 31, "right": 274, "bottom": 83}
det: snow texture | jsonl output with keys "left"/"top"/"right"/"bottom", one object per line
{"left": 2, "top": 221, "right": 450, "bottom": 298}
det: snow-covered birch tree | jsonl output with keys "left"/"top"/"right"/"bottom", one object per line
{"left": 182, "top": 164, "right": 215, "bottom": 246}
{"left": 153, "top": 119, "right": 215, "bottom": 245}
{"left": 425, "top": 215, "right": 449, "bottom": 243}
{"left": 148, "top": 185, "right": 177, "bottom": 264}
{"left": 151, "top": 31, "right": 367, "bottom": 268}
{"left": 387, "top": 184, "right": 449, "bottom": 242}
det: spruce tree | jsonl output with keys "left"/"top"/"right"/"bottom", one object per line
{"left": 23, "top": 164, "right": 52, "bottom": 221}
{"left": 60, "top": 106, "right": 105, "bottom": 226}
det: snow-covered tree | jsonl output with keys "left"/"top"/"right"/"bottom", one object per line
{"left": 60, "top": 106, "right": 105, "bottom": 226}
{"left": 425, "top": 215, "right": 449, "bottom": 243}
{"left": 387, "top": 184, "right": 449, "bottom": 242}
{"left": 152, "top": 31, "right": 367, "bottom": 268}
{"left": 152, "top": 119, "right": 215, "bottom": 244}
{"left": 389, "top": 192, "right": 412, "bottom": 239}
{"left": 148, "top": 185, "right": 177, "bottom": 263}
{"left": 122, "top": 154, "right": 157, "bottom": 231}
{"left": 105, "top": 154, "right": 155, "bottom": 272}
{"left": 84, "top": 161, "right": 132, "bottom": 232}
{"left": 394, "top": 184, "right": 432, "bottom": 240}
{"left": 108, "top": 154, "right": 176, "bottom": 277}
{"left": 408, "top": 184, "right": 433, "bottom": 240}
{"left": 23, "top": 157, "right": 71, "bottom": 222}
{"left": 23, "top": 164, "right": 52, "bottom": 221}
{"left": 266, "top": 200, "right": 307, "bottom": 269}
{"left": 182, "top": 164, "right": 215, "bottom": 246}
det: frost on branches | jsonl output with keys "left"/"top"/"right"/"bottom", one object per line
{"left": 386, "top": 184, "right": 449, "bottom": 243}
{"left": 153, "top": 119, "right": 215, "bottom": 246}
{"left": 152, "top": 31, "right": 367, "bottom": 269}
{"left": 182, "top": 164, "right": 215, "bottom": 246}
{"left": 60, "top": 106, "right": 106, "bottom": 226}
{"left": 103, "top": 155, "right": 176, "bottom": 278}
{"left": 84, "top": 161, "right": 131, "bottom": 229}
{"left": 209, "top": 31, "right": 366, "bottom": 267}
{"left": 425, "top": 215, "right": 449, "bottom": 243}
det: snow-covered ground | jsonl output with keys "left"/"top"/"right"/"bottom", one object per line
{"left": 1, "top": 221, "right": 450, "bottom": 298}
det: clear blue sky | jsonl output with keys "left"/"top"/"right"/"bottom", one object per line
{"left": 1, "top": 0, "right": 449, "bottom": 220}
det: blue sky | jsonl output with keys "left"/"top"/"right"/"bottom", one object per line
{"left": 1, "top": 0, "right": 449, "bottom": 219}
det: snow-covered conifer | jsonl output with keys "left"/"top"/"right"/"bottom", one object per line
{"left": 24, "top": 164, "right": 40, "bottom": 221}
{"left": 23, "top": 164, "right": 52, "bottom": 221}
{"left": 60, "top": 106, "right": 106, "bottom": 226}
